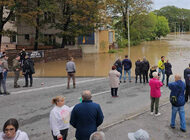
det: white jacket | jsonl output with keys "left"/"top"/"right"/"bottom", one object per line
{"left": 50, "top": 105, "right": 72, "bottom": 137}
{"left": 0, "top": 130, "right": 29, "bottom": 140}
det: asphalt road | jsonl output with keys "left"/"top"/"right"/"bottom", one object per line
{"left": 0, "top": 77, "right": 176, "bottom": 140}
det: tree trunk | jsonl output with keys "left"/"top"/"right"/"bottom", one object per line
{"left": 61, "top": 36, "right": 66, "bottom": 48}
{"left": 34, "top": 0, "right": 40, "bottom": 51}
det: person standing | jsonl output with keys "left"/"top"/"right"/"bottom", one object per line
{"left": 22, "top": 55, "right": 35, "bottom": 87}
{"left": 184, "top": 63, "right": 190, "bottom": 102}
{"left": 149, "top": 72, "right": 163, "bottom": 116}
{"left": 122, "top": 55, "right": 132, "bottom": 83}
{"left": 109, "top": 65, "right": 120, "bottom": 97}
{"left": 165, "top": 60, "right": 172, "bottom": 86}
{"left": 158, "top": 56, "right": 166, "bottom": 84}
{"left": 12, "top": 55, "right": 21, "bottom": 88}
{"left": 19, "top": 48, "right": 26, "bottom": 68}
{"left": 141, "top": 57, "right": 150, "bottom": 83}
{"left": 50, "top": 96, "right": 72, "bottom": 140}
{"left": 168, "top": 74, "right": 186, "bottom": 132}
{"left": 1, "top": 55, "right": 10, "bottom": 95}
{"left": 70, "top": 90, "right": 104, "bottom": 140}
{"left": 66, "top": 57, "right": 76, "bottom": 89}
{"left": 135, "top": 58, "right": 142, "bottom": 83}
{"left": 114, "top": 57, "right": 122, "bottom": 83}
{"left": 149, "top": 65, "right": 157, "bottom": 79}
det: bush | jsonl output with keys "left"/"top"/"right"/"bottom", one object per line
{"left": 108, "top": 49, "right": 118, "bottom": 53}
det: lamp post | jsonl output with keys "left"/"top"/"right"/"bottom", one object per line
{"left": 127, "top": 8, "right": 130, "bottom": 58}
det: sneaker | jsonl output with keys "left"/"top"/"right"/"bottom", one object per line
{"left": 4, "top": 92, "right": 10, "bottom": 95}
{"left": 14, "top": 85, "right": 20, "bottom": 88}
{"left": 124, "top": 81, "right": 126, "bottom": 83}
{"left": 180, "top": 128, "right": 186, "bottom": 132}
{"left": 23, "top": 85, "right": 28, "bottom": 87}
{"left": 170, "top": 125, "right": 175, "bottom": 129}
{"left": 120, "top": 81, "right": 122, "bottom": 83}
{"left": 155, "top": 112, "right": 161, "bottom": 116}
{"left": 150, "top": 112, "right": 154, "bottom": 115}
{"left": 129, "top": 80, "right": 132, "bottom": 82}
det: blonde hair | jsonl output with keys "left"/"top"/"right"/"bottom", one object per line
{"left": 52, "top": 96, "right": 65, "bottom": 105}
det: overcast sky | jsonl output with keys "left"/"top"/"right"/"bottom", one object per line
{"left": 152, "top": 0, "right": 190, "bottom": 10}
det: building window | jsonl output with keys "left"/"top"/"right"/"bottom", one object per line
{"left": 25, "top": 34, "right": 30, "bottom": 40}
{"left": 10, "top": 35, "right": 16, "bottom": 43}
{"left": 44, "top": 34, "right": 56, "bottom": 45}
{"left": 44, "top": 12, "right": 55, "bottom": 23}
{"left": 109, "top": 31, "right": 113, "bottom": 44}
{"left": 78, "top": 33, "right": 95, "bottom": 45}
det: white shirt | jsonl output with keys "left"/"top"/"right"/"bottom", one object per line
{"left": 0, "top": 130, "right": 29, "bottom": 140}
{"left": 50, "top": 105, "right": 72, "bottom": 136}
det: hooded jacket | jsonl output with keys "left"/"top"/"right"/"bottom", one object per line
{"left": 122, "top": 59, "right": 132, "bottom": 71}
{"left": 0, "top": 130, "right": 29, "bottom": 140}
{"left": 168, "top": 80, "right": 186, "bottom": 107}
{"left": 149, "top": 78, "right": 163, "bottom": 98}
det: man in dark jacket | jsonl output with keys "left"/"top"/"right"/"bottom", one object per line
{"left": 141, "top": 57, "right": 150, "bottom": 83}
{"left": 135, "top": 58, "right": 142, "bottom": 83}
{"left": 13, "top": 55, "right": 21, "bottom": 88}
{"left": 165, "top": 60, "right": 172, "bottom": 86}
{"left": 22, "top": 55, "right": 35, "bottom": 87}
{"left": 168, "top": 74, "right": 186, "bottom": 132}
{"left": 70, "top": 90, "right": 104, "bottom": 140}
{"left": 184, "top": 63, "right": 190, "bottom": 102}
{"left": 122, "top": 55, "right": 132, "bottom": 83}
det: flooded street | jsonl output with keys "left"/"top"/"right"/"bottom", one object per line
{"left": 34, "top": 33, "right": 190, "bottom": 77}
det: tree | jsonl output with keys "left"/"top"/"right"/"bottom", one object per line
{"left": 53, "top": 0, "right": 106, "bottom": 48}
{"left": 0, "top": 0, "right": 22, "bottom": 50}
{"left": 106, "top": 0, "right": 152, "bottom": 39}
{"left": 154, "top": 6, "right": 190, "bottom": 32}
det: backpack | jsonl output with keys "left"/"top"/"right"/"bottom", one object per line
{"left": 170, "top": 90, "right": 181, "bottom": 106}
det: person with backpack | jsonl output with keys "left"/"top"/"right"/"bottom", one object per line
{"left": 168, "top": 74, "right": 186, "bottom": 132}
{"left": 184, "top": 63, "right": 190, "bottom": 102}
{"left": 22, "top": 54, "right": 35, "bottom": 87}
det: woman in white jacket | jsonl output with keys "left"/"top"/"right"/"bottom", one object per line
{"left": 109, "top": 65, "right": 121, "bottom": 97}
{"left": 0, "top": 118, "right": 29, "bottom": 140}
{"left": 50, "top": 96, "right": 72, "bottom": 140}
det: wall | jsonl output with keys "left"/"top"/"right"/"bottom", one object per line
{"left": 98, "top": 30, "right": 109, "bottom": 53}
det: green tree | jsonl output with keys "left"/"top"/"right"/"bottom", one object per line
{"left": 0, "top": 0, "right": 23, "bottom": 50}
{"left": 154, "top": 16, "right": 170, "bottom": 38}
{"left": 18, "top": 0, "right": 57, "bottom": 50}
{"left": 53, "top": 0, "right": 106, "bottom": 48}
{"left": 154, "top": 6, "right": 190, "bottom": 32}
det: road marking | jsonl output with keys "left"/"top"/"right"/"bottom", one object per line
{"left": 6, "top": 78, "right": 39, "bottom": 84}
{"left": 11, "top": 78, "right": 106, "bottom": 95}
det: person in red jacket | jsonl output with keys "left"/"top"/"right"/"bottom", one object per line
{"left": 149, "top": 72, "right": 163, "bottom": 116}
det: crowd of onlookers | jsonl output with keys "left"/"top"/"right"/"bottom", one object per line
{"left": 0, "top": 53, "right": 190, "bottom": 140}
{"left": 0, "top": 48, "right": 35, "bottom": 96}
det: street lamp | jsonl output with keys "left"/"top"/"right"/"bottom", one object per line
{"left": 127, "top": 8, "right": 130, "bottom": 58}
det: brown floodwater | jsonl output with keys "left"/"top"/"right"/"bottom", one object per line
{"left": 34, "top": 33, "right": 190, "bottom": 77}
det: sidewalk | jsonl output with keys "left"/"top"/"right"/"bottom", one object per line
{"left": 104, "top": 101, "right": 190, "bottom": 140}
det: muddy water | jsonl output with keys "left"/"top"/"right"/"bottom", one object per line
{"left": 34, "top": 33, "right": 190, "bottom": 77}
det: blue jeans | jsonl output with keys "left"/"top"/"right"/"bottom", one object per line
{"left": 158, "top": 69, "right": 165, "bottom": 83}
{"left": 117, "top": 68, "right": 122, "bottom": 81}
{"left": 124, "top": 69, "right": 131, "bottom": 81}
{"left": 170, "top": 106, "right": 186, "bottom": 130}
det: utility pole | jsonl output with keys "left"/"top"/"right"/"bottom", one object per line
{"left": 127, "top": 8, "right": 130, "bottom": 59}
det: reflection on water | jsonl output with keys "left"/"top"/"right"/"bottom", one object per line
{"left": 34, "top": 33, "right": 190, "bottom": 77}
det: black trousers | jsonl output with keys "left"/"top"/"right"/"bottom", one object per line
{"left": 135, "top": 74, "right": 142, "bottom": 83}
{"left": 111, "top": 88, "right": 118, "bottom": 96}
{"left": 143, "top": 71, "right": 149, "bottom": 83}
{"left": 166, "top": 74, "right": 170, "bottom": 86}
{"left": 24, "top": 73, "right": 33, "bottom": 86}
{"left": 52, "top": 129, "right": 68, "bottom": 140}
{"left": 185, "top": 85, "right": 190, "bottom": 101}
